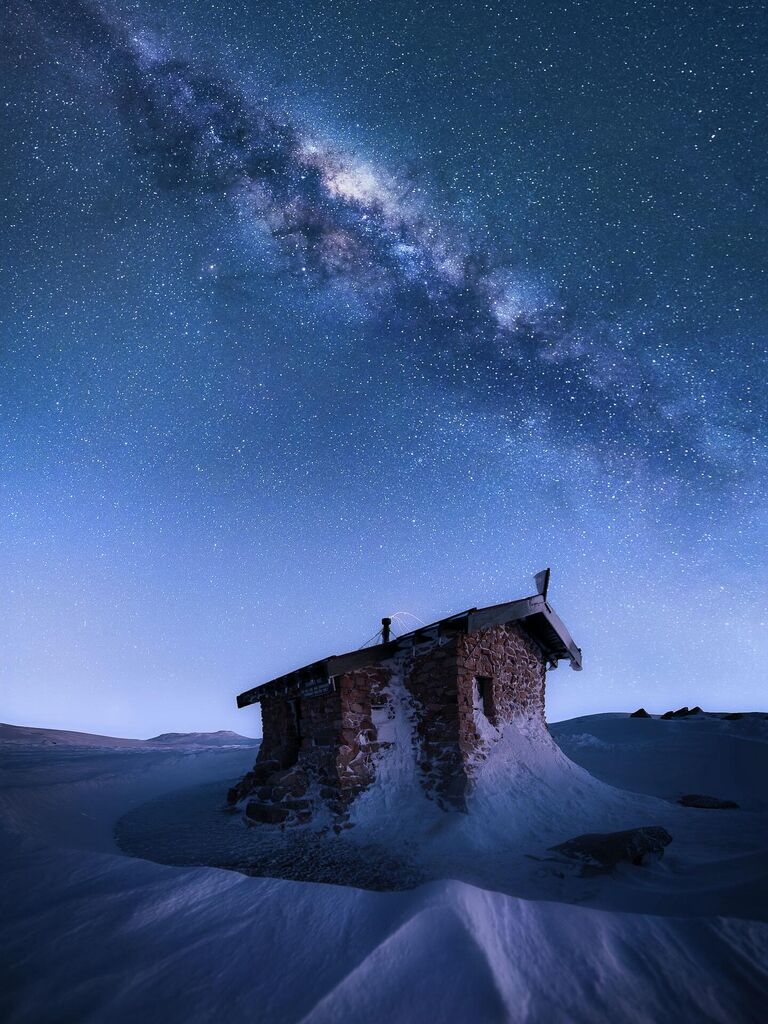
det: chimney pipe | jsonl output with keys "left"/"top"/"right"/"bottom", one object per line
{"left": 381, "top": 617, "right": 392, "bottom": 643}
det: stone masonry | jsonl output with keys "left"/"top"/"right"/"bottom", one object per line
{"left": 230, "top": 620, "right": 549, "bottom": 824}
{"left": 407, "top": 621, "right": 547, "bottom": 809}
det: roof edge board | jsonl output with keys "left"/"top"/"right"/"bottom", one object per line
{"left": 541, "top": 604, "right": 583, "bottom": 669}
{"left": 236, "top": 658, "right": 331, "bottom": 706}
{"left": 236, "top": 595, "right": 582, "bottom": 706}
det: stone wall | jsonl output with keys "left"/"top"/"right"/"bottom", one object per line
{"left": 295, "top": 687, "right": 343, "bottom": 792}
{"left": 258, "top": 696, "right": 301, "bottom": 769}
{"left": 228, "top": 688, "right": 342, "bottom": 824}
{"left": 336, "top": 665, "right": 392, "bottom": 806}
{"left": 405, "top": 638, "right": 465, "bottom": 808}
{"left": 231, "top": 620, "right": 549, "bottom": 824}
{"left": 230, "top": 666, "right": 394, "bottom": 824}
{"left": 456, "top": 622, "right": 546, "bottom": 765}
{"left": 395, "top": 623, "right": 547, "bottom": 809}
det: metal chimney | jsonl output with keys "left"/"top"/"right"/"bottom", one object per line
{"left": 381, "top": 617, "right": 392, "bottom": 643}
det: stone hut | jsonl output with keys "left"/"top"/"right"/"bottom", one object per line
{"left": 229, "top": 571, "right": 581, "bottom": 825}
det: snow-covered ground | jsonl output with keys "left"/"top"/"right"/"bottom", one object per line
{"left": 1, "top": 714, "right": 766, "bottom": 1022}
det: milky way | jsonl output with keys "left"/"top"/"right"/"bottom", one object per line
{"left": 26, "top": 0, "right": 762, "bottom": 481}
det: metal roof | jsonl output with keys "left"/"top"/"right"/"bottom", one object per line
{"left": 236, "top": 591, "right": 582, "bottom": 709}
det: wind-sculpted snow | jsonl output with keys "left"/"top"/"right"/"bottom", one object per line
{"left": 345, "top": 701, "right": 663, "bottom": 888}
{"left": 2, "top": 844, "right": 766, "bottom": 1024}
{"left": 1, "top": 714, "right": 767, "bottom": 1022}
{"left": 551, "top": 712, "right": 768, "bottom": 811}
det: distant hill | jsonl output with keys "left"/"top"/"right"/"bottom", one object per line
{"left": 145, "top": 731, "right": 259, "bottom": 747}
{"left": 0, "top": 723, "right": 259, "bottom": 749}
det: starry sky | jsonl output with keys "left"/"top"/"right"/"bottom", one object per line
{"left": 2, "top": 0, "right": 766, "bottom": 738}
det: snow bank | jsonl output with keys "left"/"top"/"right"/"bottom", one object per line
{"left": 347, "top": 658, "right": 443, "bottom": 839}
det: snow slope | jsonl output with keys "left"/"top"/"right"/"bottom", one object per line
{"left": 1, "top": 713, "right": 767, "bottom": 1022}
{"left": 552, "top": 712, "right": 768, "bottom": 810}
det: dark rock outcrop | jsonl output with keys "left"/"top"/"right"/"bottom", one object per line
{"left": 678, "top": 794, "right": 740, "bottom": 809}
{"left": 268, "top": 767, "right": 309, "bottom": 797}
{"left": 227, "top": 760, "right": 283, "bottom": 805}
{"left": 245, "top": 801, "right": 289, "bottom": 824}
{"left": 227, "top": 772, "right": 256, "bottom": 805}
{"left": 549, "top": 826, "right": 673, "bottom": 868}
{"left": 660, "top": 706, "right": 697, "bottom": 720}
{"left": 630, "top": 708, "right": 651, "bottom": 718}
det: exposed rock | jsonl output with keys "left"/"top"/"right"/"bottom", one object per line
{"left": 687, "top": 706, "right": 703, "bottom": 715}
{"left": 549, "top": 826, "right": 673, "bottom": 869}
{"left": 630, "top": 708, "right": 650, "bottom": 718}
{"left": 227, "top": 771, "right": 256, "bottom": 805}
{"left": 244, "top": 801, "right": 289, "bottom": 824}
{"left": 678, "top": 794, "right": 740, "bottom": 809}
{"left": 252, "top": 760, "right": 281, "bottom": 783}
{"left": 267, "top": 767, "right": 309, "bottom": 797}
{"left": 660, "top": 707, "right": 692, "bottom": 720}
{"left": 282, "top": 798, "right": 311, "bottom": 811}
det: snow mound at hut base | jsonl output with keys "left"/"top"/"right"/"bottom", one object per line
{"left": 345, "top": 708, "right": 659, "bottom": 891}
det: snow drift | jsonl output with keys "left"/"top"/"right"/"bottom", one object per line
{"left": 1, "top": 713, "right": 767, "bottom": 1022}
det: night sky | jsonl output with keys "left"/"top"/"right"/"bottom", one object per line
{"left": 2, "top": 0, "right": 766, "bottom": 737}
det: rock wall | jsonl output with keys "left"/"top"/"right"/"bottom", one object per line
{"left": 399, "top": 624, "right": 547, "bottom": 809}
{"left": 230, "top": 666, "right": 393, "bottom": 825}
{"left": 258, "top": 697, "right": 301, "bottom": 769}
{"left": 406, "top": 638, "right": 466, "bottom": 808}
{"left": 456, "top": 622, "right": 546, "bottom": 764}
{"left": 230, "top": 622, "right": 548, "bottom": 824}
{"left": 337, "top": 666, "right": 392, "bottom": 804}
{"left": 228, "top": 689, "right": 341, "bottom": 824}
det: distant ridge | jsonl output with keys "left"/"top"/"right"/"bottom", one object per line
{"left": 145, "top": 730, "right": 259, "bottom": 747}
{"left": 0, "top": 723, "right": 259, "bottom": 748}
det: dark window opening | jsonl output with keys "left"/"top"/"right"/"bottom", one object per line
{"left": 290, "top": 699, "right": 302, "bottom": 742}
{"left": 476, "top": 676, "right": 493, "bottom": 720}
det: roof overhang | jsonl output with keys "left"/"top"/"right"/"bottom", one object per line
{"left": 469, "top": 595, "right": 583, "bottom": 671}
{"left": 236, "top": 594, "right": 582, "bottom": 708}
